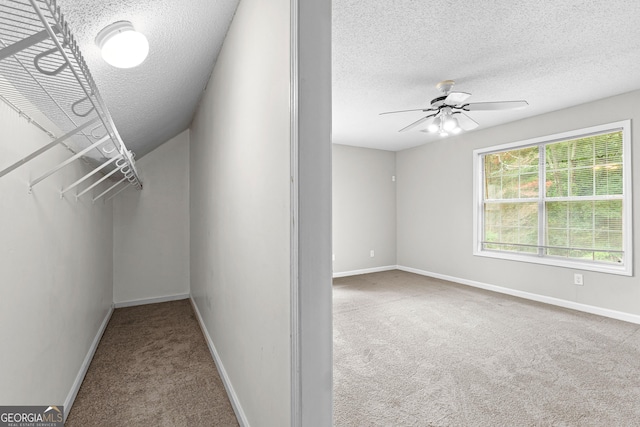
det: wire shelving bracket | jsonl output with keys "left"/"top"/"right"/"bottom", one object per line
{"left": 0, "top": 0, "right": 142, "bottom": 200}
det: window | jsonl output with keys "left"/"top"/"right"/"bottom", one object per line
{"left": 473, "top": 121, "right": 632, "bottom": 276}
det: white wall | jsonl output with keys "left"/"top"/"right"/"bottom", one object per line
{"left": 397, "top": 89, "right": 640, "bottom": 316}
{"left": 0, "top": 102, "right": 113, "bottom": 407}
{"left": 113, "top": 130, "right": 190, "bottom": 304}
{"left": 189, "top": 0, "right": 292, "bottom": 425}
{"left": 332, "top": 144, "right": 396, "bottom": 274}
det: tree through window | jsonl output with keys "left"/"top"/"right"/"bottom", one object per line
{"left": 474, "top": 121, "right": 632, "bottom": 275}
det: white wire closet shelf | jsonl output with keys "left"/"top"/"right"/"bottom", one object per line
{"left": 0, "top": 0, "right": 142, "bottom": 201}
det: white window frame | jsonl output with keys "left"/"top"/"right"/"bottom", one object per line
{"left": 473, "top": 120, "right": 633, "bottom": 276}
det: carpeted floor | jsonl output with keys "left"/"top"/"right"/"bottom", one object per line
{"left": 333, "top": 270, "right": 640, "bottom": 426}
{"left": 65, "top": 299, "right": 238, "bottom": 427}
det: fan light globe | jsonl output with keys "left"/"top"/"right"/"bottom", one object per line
{"left": 443, "top": 116, "right": 459, "bottom": 132}
{"left": 427, "top": 117, "right": 441, "bottom": 133}
{"left": 96, "top": 21, "right": 148, "bottom": 68}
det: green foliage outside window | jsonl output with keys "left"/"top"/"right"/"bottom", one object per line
{"left": 482, "top": 130, "right": 624, "bottom": 264}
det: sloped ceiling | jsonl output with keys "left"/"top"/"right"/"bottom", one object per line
{"left": 56, "top": 0, "right": 239, "bottom": 158}
{"left": 333, "top": 0, "right": 640, "bottom": 151}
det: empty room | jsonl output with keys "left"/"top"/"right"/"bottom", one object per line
{"left": 331, "top": 0, "right": 640, "bottom": 425}
{"left": 1, "top": 0, "right": 639, "bottom": 427}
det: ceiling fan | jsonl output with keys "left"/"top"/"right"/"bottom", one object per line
{"left": 380, "top": 80, "right": 528, "bottom": 136}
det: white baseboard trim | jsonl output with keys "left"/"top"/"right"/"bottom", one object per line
{"left": 190, "top": 297, "right": 249, "bottom": 427}
{"left": 113, "top": 293, "right": 190, "bottom": 308}
{"left": 333, "top": 265, "right": 398, "bottom": 278}
{"left": 64, "top": 304, "right": 114, "bottom": 422}
{"left": 397, "top": 265, "right": 640, "bottom": 325}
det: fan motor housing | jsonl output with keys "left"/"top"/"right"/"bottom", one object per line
{"left": 430, "top": 95, "right": 448, "bottom": 108}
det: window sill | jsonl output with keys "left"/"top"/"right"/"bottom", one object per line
{"left": 473, "top": 249, "right": 632, "bottom": 276}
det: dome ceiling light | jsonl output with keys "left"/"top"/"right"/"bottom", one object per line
{"left": 95, "top": 21, "right": 149, "bottom": 69}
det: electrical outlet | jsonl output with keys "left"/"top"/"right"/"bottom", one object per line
{"left": 332, "top": 254, "right": 335, "bottom": 261}
{"left": 574, "top": 273, "right": 583, "bottom": 286}
{"left": 370, "top": 250, "right": 375, "bottom": 258}
{"left": 392, "top": 175, "right": 396, "bottom": 182}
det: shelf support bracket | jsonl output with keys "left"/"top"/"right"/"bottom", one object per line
{"left": 74, "top": 163, "right": 122, "bottom": 200}
{"left": 106, "top": 182, "right": 132, "bottom": 201}
{"left": 0, "top": 116, "right": 100, "bottom": 179}
{"left": 60, "top": 153, "right": 122, "bottom": 196}
{"left": 92, "top": 177, "right": 128, "bottom": 202}
{"left": 29, "top": 134, "right": 111, "bottom": 190}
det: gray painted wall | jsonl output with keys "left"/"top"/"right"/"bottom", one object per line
{"left": 189, "top": 0, "right": 292, "bottom": 424}
{"left": 0, "top": 102, "right": 113, "bottom": 407}
{"left": 113, "top": 130, "right": 190, "bottom": 304}
{"left": 333, "top": 144, "right": 396, "bottom": 274}
{"left": 397, "top": 89, "right": 640, "bottom": 316}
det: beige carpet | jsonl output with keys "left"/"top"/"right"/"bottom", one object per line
{"left": 333, "top": 270, "right": 640, "bottom": 426}
{"left": 66, "top": 299, "right": 238, "bottom": 427}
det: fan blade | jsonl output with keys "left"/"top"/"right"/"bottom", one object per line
{"left": 444, "top": 91, "right": 471, "bottom": 105}
{"left": 399, "top": 114, "right": 436, "bottom": 132}
{"left": 380, "top": 108, "right": 435, "bottom": 115}
{"left": 455, "top": 112, "right": 479, "bottom": 130}
{"left": 463, "top": 100, "right": 528, "bottom": 111}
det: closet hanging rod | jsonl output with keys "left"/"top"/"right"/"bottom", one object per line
{"left": 0, "top": 92, "right": 54, "bottom": 137}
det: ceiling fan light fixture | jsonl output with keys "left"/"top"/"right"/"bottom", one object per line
{"left": 442, "top": 115, "right": 459, "bottom": 132}
{"left": 427, "top": 117, "right": 441, "bottom": 133}
{"left": 380, "top": 79, "right": 528, "bottom": 138}
{"left": 96, "top": 21, "right": 149, "bottom": 68}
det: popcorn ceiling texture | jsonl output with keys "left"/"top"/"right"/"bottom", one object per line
{"left": 56, "top": 0, "right": 239, "bottom": 158}
{"left": 50, "top": 1, "right": 640, "bottom": 155}
{"left": 333, "top": 0, "right": 640, "bottom": 151}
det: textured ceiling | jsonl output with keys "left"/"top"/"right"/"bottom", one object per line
{"left": 50, "top": 1, "right": 640, "bottom": 157}
{"left": 56, "top": 0, "right": 239, "bottom": 158}
{"left": 333, "top": 0, "right": 640, "bottom": 151}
